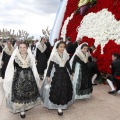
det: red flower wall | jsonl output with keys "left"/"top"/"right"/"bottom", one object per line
{"left": 60, "top": 0, "right": 120, "bottom": 73}
{"left": 62, "top": 0, "right": 120, "bottom": 42}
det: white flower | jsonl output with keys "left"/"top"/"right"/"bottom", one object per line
{"left": 76, "top": 9, "right": 120, "bottom": 53}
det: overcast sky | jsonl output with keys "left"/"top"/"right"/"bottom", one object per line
{"left": 0, "top": 0, "right": 60, "bottom": 39}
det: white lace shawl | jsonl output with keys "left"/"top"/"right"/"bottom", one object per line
{"left": 15, "top": 52, "right": 31, "bottom": 68}
{"left": 37, "top": 42, "right": 47, "bottom": 53}
{"left": 43, "top": 41, "right": 70, "bottom": 80}
{"left": 4, "top": 46, "right": 14, "bottom": 55}
{"left": 50, "top": 51, "right": 69, "bottom": 67}
{"left": 70, "top": 42, "right": 88, "bottom": 68}
{"left": 76, "top": 50, "right": 89, "bottom": 63}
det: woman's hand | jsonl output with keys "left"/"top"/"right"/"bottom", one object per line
{"left": 1, "top": 61, "right": 4, "bottom": 66}
{"left": 47, "top": 77, "right": 51, "bottom": 84}
{"left": 70, "top": 75, "right": 73, "bottom": 81}
{"left": 71, "top": 73, "right": 75, "bottom": 81}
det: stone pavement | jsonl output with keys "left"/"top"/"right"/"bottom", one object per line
{"left": 0, "top": 79, "right": 120, "bottom": 120}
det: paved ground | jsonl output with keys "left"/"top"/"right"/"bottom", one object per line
{"left": 0, "top": 78, "right": 120, "bottom": 120}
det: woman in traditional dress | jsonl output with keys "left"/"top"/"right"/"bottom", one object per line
{"left": 3, "top": 42, "right": 41, "bottom": 118}
{"left": 40, "top": 41, "right": 74, "bottom": 116}
{"left": 70, "top": 43, "right": 93, "bottom": 100}
{"left": 1, "top": 41, "right": 14, "bottom": 79}
{"left": 36, "top": 37, "right": 47, "bottom": 80}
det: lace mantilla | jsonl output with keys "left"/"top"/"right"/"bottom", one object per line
{"left": 4, "top": 46, "right": 14, "bottom": 55}
{"left": 15, "top": 52, "right": 31, "bottom": 68}
{"left": 76, "top": 51, "right": 88, "bottom": 63}
{"left": 37, "top": 42, "right": 47, "bottom": 53}
{"left": 51, "top": 52, "right": 69, "bottom": 67}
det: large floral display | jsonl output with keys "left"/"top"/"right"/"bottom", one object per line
{"left": 60, "top": 0, "right": 120, "bottom": 74}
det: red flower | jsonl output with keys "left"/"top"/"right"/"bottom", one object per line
{"left": 81, "top": 36, "right": 95, "bottom": 46}
{"left": 93, "top": 40, "right": 120, "bottom": 74}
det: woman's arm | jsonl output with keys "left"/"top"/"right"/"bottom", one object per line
{"left": 1, "top": 51, "right": 5, "bottom": 65}
{"left": 2, "top": 51, "right": 5, "bottom": 61}
{"left": 46, "top": 61, "right": 54, "bottom": 77}
{"left": 36, "top": 48, "right": 39, "bottom": 61}
{"left": 72, "top": 55, "right": 78, "bottom": 73}
{"left": 66, "top": 60, "right": 72, "bottom": 75}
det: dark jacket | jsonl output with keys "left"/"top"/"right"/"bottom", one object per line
{"left": 73, "top": 41, "right": 78, "bottom": 52}
{"left": 31, "top": 44, "right": 36, "bottom": 51}
{"left": 87, "top": 56, "right": 100, "bottom": 77}
{"left": 0, "top": 46, "right": 2, "bottom": 53}
{"left": 66, "top": 42, "right": 74, "bottom": 55}
{"left": 45, "top": 42, "right": 51, "bottom": 59}
{"left": 111, "top": 58, "right": 120, "bottom": 76}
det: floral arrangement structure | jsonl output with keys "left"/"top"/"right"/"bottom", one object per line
{"left": 50, "top": 0, "right": 120, "bottom": 75}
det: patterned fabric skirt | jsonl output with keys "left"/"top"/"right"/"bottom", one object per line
{"left": 49, "top": 67, "right": 73, "bottom": 105}
{"left": 76, "top": 66, "right": 93, "bottom": 96}
{"left": 7, "top": 67, "right": 41, "bottom": 113}
{"left": 40, "top": 67, "right": 74, "bottom": 109}
{"left": 73, "top": 63, "right": 93, "bottom": 100}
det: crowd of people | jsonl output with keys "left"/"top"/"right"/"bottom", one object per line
{"left": 0, "top": 36, "right": 120, "bottom": 118}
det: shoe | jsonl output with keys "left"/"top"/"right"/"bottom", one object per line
{"left": 116, "top": 90, "right": 120, "bottom": 94}
{"left": 58, "top": 109, "right": 63, "bottom": 116}
{"left": 108, "top": 90, "right": 116, "bottom": 94}
{"left": 20, "top": 113, "right": 26, "bottom": 118}
{"left": 92, "top": 83, "right": 97, "bottom": 85}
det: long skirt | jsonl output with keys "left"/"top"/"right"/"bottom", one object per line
{"left": 73, "top": 63, "right": 93, "bottom": 99}
{"left": 7, "top": 67, "right": 41, "bottom": 113}
{"left": 40, "top": 67, "right": 74, "bottom": 109}
{"left": 36, "top": 53, "right": 47, "bottom": 75}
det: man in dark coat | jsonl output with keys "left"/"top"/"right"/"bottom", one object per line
{"left": 66, "top": 37, "right": 74, "bottom": 59}
{"left": 107, "top": 53, "right": 120, "bottom": 94}
{"left": 73, "top": 38, "right": 82, "bottom": 52}
{"left": 31, "top": 41, "right": 36, "bottom": 53}
{"left": 87, "top": 56, "right": 100, "bottom": 85}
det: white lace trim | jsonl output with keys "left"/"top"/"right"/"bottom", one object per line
{"left": 75, "top": 94, "right": 91, "bottom": 100}
{"left": 51, "top": 52, "right": 69, "bottom": 67}
{"left": 15, "top": 52, "right": 31, "bottom": 68}
{"left": 37, "top": 42, "right": 47, "bottom": 53}
{"left": 4, "top": 46, "right": 14, "bottom": 56}
{"left": 76, "top": 51, "right": 88, "bottom": 63}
